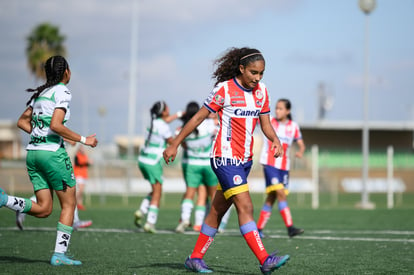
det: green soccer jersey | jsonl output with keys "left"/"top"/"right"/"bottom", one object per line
{"left": 182, "top": 118, "right": 217, "bottom": 166}
{"left": 138, "top": 118, "right": 173, "bottom": 165}
{"left": 26, "top": 83, "right": 71, "bottom": 152}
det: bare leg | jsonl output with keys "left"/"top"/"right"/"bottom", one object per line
{"left": 204, "top": 190, "right": 233, "bottom": 228}
{"left": 27, "top": 189, "right": 54, "bottom": 218}
{"left": 55, "top": 186, "right": 77, "bottom": 226}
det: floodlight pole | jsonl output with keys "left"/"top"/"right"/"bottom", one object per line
{"left": 127, "top": 0, "right": 138, "bottom": 160}
{"left": 358, "top": 0, "right": 376, "bottom": 209}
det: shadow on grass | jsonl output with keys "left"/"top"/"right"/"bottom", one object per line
{"left": 0, "top": 256, "right": 49, "bottom": 264}
{"left": 129, "top": 263, "right": 256, "bottom": 274}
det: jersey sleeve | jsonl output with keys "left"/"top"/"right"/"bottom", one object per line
{"left": 293, "top": 122, "right": 303, "bottom": 141}
{"left": 54, "top": 87, "right": 72, "bottom": 111}
{"left": 203, "top": 83, "right": 226, "bottom": 113}
{"left": 259, "top": 83, "right": 271, "bottom": 115}
{"left": 28, "top": 98, "right": 35, "bottom": 108}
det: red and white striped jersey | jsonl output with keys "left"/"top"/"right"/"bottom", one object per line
{"left": 204, "top": 78, "right": 270, "bottom": 162}
{"left": 260, "top": 118, "right": 302, "bottom": 171}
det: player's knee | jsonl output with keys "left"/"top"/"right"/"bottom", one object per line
{"left": 36, "top": 207, "right": 53, "bottom": 218}
{"left": 276, "top": 189, "right": 286, "bottom": 200}
{"left": 235, "top": 203, "right": 254, "bottom": 216}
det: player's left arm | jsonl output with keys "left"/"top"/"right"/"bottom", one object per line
{"left": 17, "top": 106, "right": 33, "bottom": 134}
{"left": 165, "top": 110, "right": 184, "bottom": 123}
{"left": 259, "top": 114, "right": 283, "bottom": 158}
{"left": 295, "top": 139, "right": 306, "bottom": 158}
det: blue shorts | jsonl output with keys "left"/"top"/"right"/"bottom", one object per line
{"left": 211, "top": 158, "right": 252, "bottom": 200}
{"left": 263, "top": 165, "right": 289, "bottom": 194}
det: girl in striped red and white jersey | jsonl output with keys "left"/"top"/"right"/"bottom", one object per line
{"left": 257, "top": 99, "right": 306, "bottom": 238}
{"left": 163, "top": 47, "right": 290, "bottom": 274}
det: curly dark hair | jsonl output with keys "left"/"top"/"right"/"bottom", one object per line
{"left": 212, "top": 47, "right": 264, "bottom": 86}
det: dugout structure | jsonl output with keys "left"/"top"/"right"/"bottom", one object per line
{"left": 298, "top": 120, "right": 414, "bottom": 192}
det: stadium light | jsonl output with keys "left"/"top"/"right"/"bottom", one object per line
{"left": 357, "top": 0, "right": 376, "bottom": 209}
{"left": 127, "top": 0, "right": 139, "bottom": 160}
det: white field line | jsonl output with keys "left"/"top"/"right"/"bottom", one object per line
{"left": 1, "top": 227, "right": 413, "bottom": 243}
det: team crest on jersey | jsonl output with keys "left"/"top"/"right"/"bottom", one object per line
{"left": 214, "top": 94, "right": 225, "bottom": 105}
{"left": 233, "top": 175, "right": 243, "bottom": 185}
{"left": 286, "top": 125, "right": 293, "bottom": 137}
{"left": 256, "top": 100, "right": 263, "bottom": 107}
{"left": 255, "top": 89, "right": 263, "bottom": 99}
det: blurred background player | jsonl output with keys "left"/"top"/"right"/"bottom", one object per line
{"left": 73, "top": 145, "right": 93, "bottom": 210}
{"left": 175, "top": 101, "right": 218, "bottom": 233}
{"left": 0, "top": 55, "right": 98, "bottom": 265}
{"left": 16, "top": 195, "right": 92, "bottom": 230}
{"left": 257, "top": 98, "right": 306, "bottom": 238}
{"left": 134, "top": 101, "right": 182, "bottom": 233}
{"left": 163, "top": 47, "right": 290, "bottom": 274}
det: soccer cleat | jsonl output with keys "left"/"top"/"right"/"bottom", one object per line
{"left": 50, "top": 252, "right": 82, "bottom": 266}
{"left": 134, "top": 210, "right": 144, "bottom": 228}
{"left": 143, "top": 222, "right": 157, "bottom": 233}
{"left": 260, "top": 252, "right": 290, "bottom": 275}
{"left": 258, "top": 229, "right": 265, "bottom": 238}
{"left": 175, "top": 220, "right": 190, "bottom": 233}
{"left": 218, "top": 222, "right": 227, "bottom": 233}
{"left": 16, "top": 212, "right": 26, "bottom": 230}
{"left": 184, "top": 256, "right": 213, "bottom": 273}
{"left": 193, "top": 225, "right": 202, "bottom": 232}
{"left": 0, "top": 187, "right": 8, "bottom": 208}
{"left": 73, "top": 220, "right": 92, "bottom": 230}
{"left": 288, "top": 226, "right": 304, "bottom": 238}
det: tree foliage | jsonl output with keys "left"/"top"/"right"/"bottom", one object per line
{"left": 26, "top": 22, "right": 67, "bottom": 80}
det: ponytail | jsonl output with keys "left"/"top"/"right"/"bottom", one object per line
{"left": 145, "top": 101, "right": 166, "bottom": 147}
{"left": 26, "top": 56, "right": 69, "bottom": 106}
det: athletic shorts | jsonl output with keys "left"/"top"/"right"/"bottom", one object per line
{"left": 138, "top": 161, "right": 163, "bottom": 184}
{"left": 211, "top": 158, "right": 252, "bottom": 200}
{"left": 26, "top": 147, "right": 76, "bottom": 192}
{"left": 182, "top": 163, "right": 218, "bottom": 188}
{"left": 263, "top": 165, "right": 290, "bottom": 194}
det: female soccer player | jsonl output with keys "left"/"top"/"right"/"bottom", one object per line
{"left": 134, "top": 101, "right": 181, "bottom": 233}
{"left": 257, "top": 99, "right": 306, "bottom": 238}
{"left": 73, "top": 145, "right": 93, "bottom": 210}
{"left": 0, "top": 55, "right": 98, "bottom": 266}
{"left": 163, "top": 47, "right": 290, "bottom": 274}
{"left": 175, "top": 101, "right": 218, "bottom": 233}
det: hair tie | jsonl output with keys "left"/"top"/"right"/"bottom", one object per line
{"left": 159, "top": 101, "right": 165, "bottom": 116}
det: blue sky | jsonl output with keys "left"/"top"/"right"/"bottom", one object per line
{"left": 1, "top": 0, "right": 413, "bottom": 144}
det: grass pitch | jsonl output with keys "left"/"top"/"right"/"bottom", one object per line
{"left": 1, "top": 193, "right": 413, "bottom": 274}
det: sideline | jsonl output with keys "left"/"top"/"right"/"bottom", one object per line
{"left": 1, "top": 227, "right": 413, "bottom": 243}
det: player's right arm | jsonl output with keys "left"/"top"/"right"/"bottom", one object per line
{"left": 163, "top": 106, "right": 210, "bottom": 164}
{"left": 17, "top": 106, "right": 33, "bottom": 134}
{"left": 51, "top": 108, "right": 98, "bottom": 148}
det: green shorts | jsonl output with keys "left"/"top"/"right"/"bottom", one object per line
{"left": 26, "top": 147, "right": 76, "bottom": 191}
{"left": 138, "top": 161, "right": 163, "bottom": 184}
{"left": 182, "top": 163, "right": 218, "bottom": 188}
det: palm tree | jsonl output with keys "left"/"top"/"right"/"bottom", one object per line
{"left": 26, "top": 22, "right": 67, "bottom": 80}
